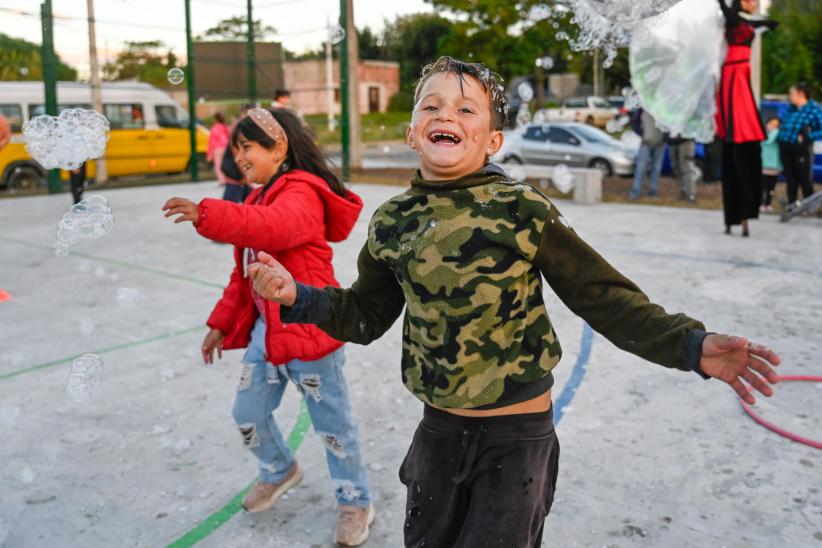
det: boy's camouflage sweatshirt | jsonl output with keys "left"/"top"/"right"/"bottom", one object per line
{"left": 283, "top": 164, "right": 709, "bottom": 410}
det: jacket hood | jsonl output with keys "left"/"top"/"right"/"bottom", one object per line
{"left": 254, "top": 169, "right": 363, "bottom": 243}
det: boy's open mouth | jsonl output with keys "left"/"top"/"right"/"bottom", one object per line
{"left": 428, "top": 131, "right": 462, "bottom": 146}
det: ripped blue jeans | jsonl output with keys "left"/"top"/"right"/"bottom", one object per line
{"left": 232, "top": 316, "right": 371, "bottom": 507}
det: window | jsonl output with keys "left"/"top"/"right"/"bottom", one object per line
{"left": 523, "top": 125, "right": 548, "bottom": 142}
{"left": 103, "top": 104, "right": 145, "bottom": 129}
{"left": 572, "top": 124, "right": 611, "bottom": 144}
{"left": 155, "top": 105, "right": 187, "bottom": 128}
{"left": 0, "top": 104, "right": 23, "bottom": 132}
{"left": 28, "top": 104, "right": 93, "bottom": 119}
{"left": 565, "top": 99, "right": 586, "bottom": 108}
{"left": 546, "top": 127, "right": 579, "bottom": 145}
{"left": 591, "top": 98, "right": 610, "bottom": 109}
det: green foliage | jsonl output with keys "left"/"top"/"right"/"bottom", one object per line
{"left": 388, "top": 89, "right": 416, "bottom": 112}
{"left": 763, "top": 0, "right": 822, "bottom": 97}
{"left": 102, "top": 41, "right": 180, "bottom": 88}
{"left": 0, "top": 33, "right": 77, "bottom": 81}
{"left": 198, "top": 16, "right": 276, "bottom": 42}
{"left": 380, "top": 13, "right": 454, "bottom": 90}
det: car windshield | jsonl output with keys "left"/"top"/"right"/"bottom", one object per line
{"left": 592, "top": 98, "right": 610, "bottom": 109}
{"left": 572, "top": 125, "right": 614, "bottom": 144}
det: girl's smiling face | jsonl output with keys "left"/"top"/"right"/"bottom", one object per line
{"left": 407, "top": 72, "right": 504, "bottom": 181}
{"left": 235, "top": 135, "right": 283, "bottom": 184}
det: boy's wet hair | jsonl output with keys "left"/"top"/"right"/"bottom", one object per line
{"left": 414, "top": 56, "right": 509, "bottom": 131}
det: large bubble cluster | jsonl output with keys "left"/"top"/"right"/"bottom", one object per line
{"left": 66, "top": 353, "right": 104, "bottom": 402}
{"left": 54, "top": 196, "right": 115, "bottom": 256}
{"left": 560, "top": 0, "right": 684, "bottom": 67}
{"left": 22, "top": 108, "right": 110, "bottom": 170}
{"left": 552, "top": 164, "right": 575, "bottom": 193}
{"left": 629, "top": 0, "right": 724, "bottom": 141}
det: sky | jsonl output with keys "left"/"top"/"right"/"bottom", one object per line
{"left": 1, "top": 0, "right": 434, "bottom": 78}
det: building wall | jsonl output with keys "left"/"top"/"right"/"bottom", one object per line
{"left": 283, "top": 59, "right": 399, "bottom": 116}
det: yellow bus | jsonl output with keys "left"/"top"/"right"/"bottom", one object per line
{"left": 0, "top": 81, "right": 209, "bottom": 190}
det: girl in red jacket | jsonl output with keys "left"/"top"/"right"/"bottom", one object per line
{"left": 162, "top": 108, "right": 374, "bottom": 546}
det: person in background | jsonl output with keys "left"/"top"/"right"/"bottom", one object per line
{"left": 69, "top": 162, "right": 87, "bottom": 205}
{"left": 207, "top": 112, "right": 230, "bottom": 185}
{"left": 272, "top": 90, "right": 291, "bottom": 109}
{"left": 716, "top": 0, "right": 777, "bottom": 237}
{"left": 760, "top": 117, "right": 782, "bottom": 212}
{"left": 220, "top": 104, "right": 254, "bottom": 203}
{"left": 629, "top": 108, "right": 666, "bottom": 200}
{"left": 668, "top": 135, "right": 699, "bottom": 203}
{"left": 777, "top": 83, "right": 822, "bottom": 206}
{"left": 0, "top": 114, "right": 10, "bottom": 150}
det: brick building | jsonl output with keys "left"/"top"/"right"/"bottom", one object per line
{"left": 282, "top": 59, "right": 399, "bottom": 115}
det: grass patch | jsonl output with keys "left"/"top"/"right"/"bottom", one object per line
{"left": 305, "top": 112, "right": 410, "bottom": 146}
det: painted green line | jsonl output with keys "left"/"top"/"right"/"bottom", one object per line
{"left": 0, "top": 325, "right": 203, "bottom": 381}
{"left": 167, "top": 399, "right": 313, "bottom": 548}
{"left": 0, "top": 235, "right": 223, "bottom": 289}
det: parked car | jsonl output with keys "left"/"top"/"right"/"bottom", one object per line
{"left": 538, "top": 96, "right": 617, "bottom": 128}
{"left": 607, "top": 95, "right": 627, "bottom": 115}
{"left": 492, "top": 122, "right": 635, "bottom": 176}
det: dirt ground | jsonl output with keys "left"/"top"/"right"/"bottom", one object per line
{"left": 0, "top": 180, "right": 820, "bottom": 548}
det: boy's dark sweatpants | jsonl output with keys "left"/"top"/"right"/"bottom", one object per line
{"left": 399, "top": 405, "right": 560, "bottom": 548}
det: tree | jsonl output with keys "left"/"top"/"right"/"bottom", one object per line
{"left": 422, "top": 1, "right": 625, "bottom": 94}
{"left": 358, "top": 26, "right": 387, "bottom": 60}
{"left": 381, "top": 13, "right": 453, "bottom": 90}
{"left": 102, "top": 41, "right": 180, "bottom": 88}
{"left": 198, "top": 16, "right": 276, "bottom": 42}
{"left": 763, "top": 0, "right": 822, "bottom": 97}
{"left": 0, "top": 33, "right": 77, "bottom": 81}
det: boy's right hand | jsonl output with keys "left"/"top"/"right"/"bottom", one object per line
{"left": 248, "top": 251, "right": 297, "bottom": 307}
{"left": 202, "top": 328, "right": 224, "bottom": 365}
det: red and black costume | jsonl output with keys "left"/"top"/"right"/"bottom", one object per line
{"left": 715, "top": 0, "right": 777, "bottom": 229}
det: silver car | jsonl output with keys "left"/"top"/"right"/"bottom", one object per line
{"left": 492, "top": 122, "right": 635, "bottom": 176}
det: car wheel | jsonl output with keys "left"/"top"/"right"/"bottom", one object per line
{"left": 589, "top": 158, "right": 613, "bottom": 177}
{"left": 503, "top": 155, "right": 524, "bottom": 165}
{"left": 6, "top": 165, "right": 45, "bottom": 191}
{"left": 585, "top": 115, "right": 594, "bottom": 125}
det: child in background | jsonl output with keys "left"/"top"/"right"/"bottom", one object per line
{"left": 69, "top": 162, "right": 87, "bottom": 204}
{"left": 162, "top": 108, "right": 375, "bottom": 547}
{"left": 760, "top": 117, "right": 782, "bottom": 211}
{"left": 248, "top": 57, "right": 781, "bottom": 547}
{"left": 207, "top": 112, "right": 230, "bottom": 185}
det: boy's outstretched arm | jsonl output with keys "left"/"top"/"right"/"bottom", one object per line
{"left": 534, "top": 204, "right": 779, "bottom": 404}
{"left": 249, "top": 244, "right": 406, "bottom": 345}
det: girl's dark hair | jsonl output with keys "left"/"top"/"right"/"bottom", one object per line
{"left": 766, "top": 116, "right": 780, "bottom": 125}
{"left": 213, "top": 112, "right": 225, "bottom": 124}
{"left": 230, "top": 108, "right": 346, "bottom": 197}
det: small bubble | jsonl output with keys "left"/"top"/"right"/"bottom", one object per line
{"left": 167, "top": 67, "right": 185, "bottom": 86}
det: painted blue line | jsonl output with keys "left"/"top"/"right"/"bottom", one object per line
{"left": 554, "top": 322, "right": 595, "bottom": 426}
{"left": 599, "top": 245, "right": 820, "bottom": 278}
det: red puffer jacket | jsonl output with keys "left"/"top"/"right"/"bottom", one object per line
{"left": 195, "top": 169, "right": 363, "bottom": 364}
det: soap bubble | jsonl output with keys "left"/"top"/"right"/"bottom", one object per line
{"left": 606, "top": 117, "right": 628, "bottom": 134}
{"left": 53, "top": 196, "right": 114, "bottom": 256}
{"left": 629, "top": 0, "right": 724, "bottom": 142}
{"left": 552, "top": 164, "right": 574, "bottom": 193}
{"left": 506, "top": 165, "right": 526, "bottom": 182}
{"left": 535, "top": 56, "right": 554, "bottom": 70}
{"left": 167, "top": 67, "right": 185, "bottom": 86}
{"left": 328, "top": 24, "right": 346, "bottom": 45}
{"left": 517, "top": 82, "right": 534, "bottom": 102}
{"left": 528, "top": 5, "right": 552, "bottom": 21}
{"left": 563, "top": 0, "right": 684, "bottom": 67}
{"left": 22, "top": 108, "right": 109, "bottom": 170}
{"left": 66, "top": 353, "right": 104, "bottom": 402}
{"left": 516, "top": 109, "right": 532, "bottom": 128}
{"left": 116, "top": 287, "right": 139, "bottom": 306}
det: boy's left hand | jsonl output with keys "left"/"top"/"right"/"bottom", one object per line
{"left": 700, "top": 334, "right": 780, "bottom": 405}
{"left": 162, "top": 197, "right": 199, "bottom": 224}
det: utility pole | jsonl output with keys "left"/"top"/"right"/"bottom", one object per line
{"left": 750, "top": 2, "right": 764, "bottom": 104}
{"left": 339, "top": 0, "right": 362, "bottom": 177}
{"left": 325, "top": 18, "right": 336, "bottom": 131}
{"left": 184, "top": 0, "right": 199, "bottom": 181}
{"left": 40, "top": 0, "right": 60, "bottom": 194}
{"left": 247, "top": 0, "right": 257, "bottom": 105}
{"left": 86, "top": 0, "right": 107, "bottom": 183}
{"left": 592, "top": 49, "right": 602, "bottom": 97}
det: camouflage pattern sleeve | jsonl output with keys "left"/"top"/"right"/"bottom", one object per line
{"left": 533, "top": 202, "right": 706, "bottom": 371}
{"left": 318, "top": 241, "right": 406, "bottom": 345}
